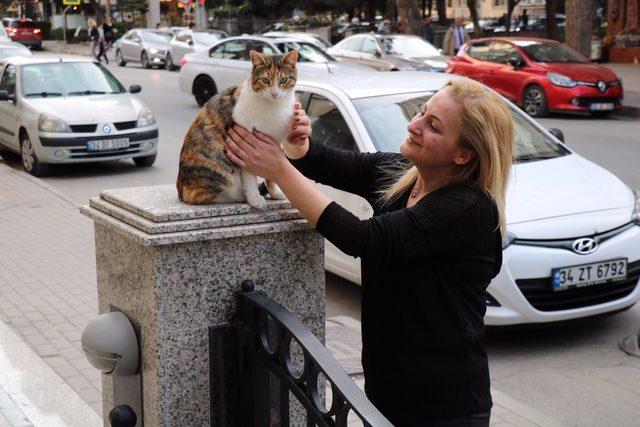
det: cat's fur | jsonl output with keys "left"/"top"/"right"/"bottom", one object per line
{"left": 176, "top": 50, "right": 298, "bottom": 207}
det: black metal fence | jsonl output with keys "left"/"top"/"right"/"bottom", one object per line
{"left": 237, "top": 280, "right": 392, "bottom": 426}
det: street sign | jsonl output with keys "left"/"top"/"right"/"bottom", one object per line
{"left": 63, "top": 0, "right": 81, "bottom": 5}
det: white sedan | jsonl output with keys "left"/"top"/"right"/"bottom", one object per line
{"left": 293, "top": 71, "right": 640, "bottom": 325}
{"left": 0, "top": 56, "right": 158, "bottom": 176}
{"left": 166, "top": 29, "right": 228, "bottom": 71}
{"left": 178, "top": 35, "right": 373, "bottom": 106}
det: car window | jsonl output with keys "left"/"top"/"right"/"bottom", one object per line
{"left": 126, "top": 31, "right": 136, "bottom": 40}
{"left": 307, "top": 94, "right": 358, "bottom": 152}
{"left": 361, "top": 37, "right": 379, "bottom": 54}
{"left": 467, "top": 42, "right": 491, "bottom": 61}
{"left": 210, "top": 40, "right": 246, "bottom": 59}
{"left": 277, "top": 42, "right": 334, "bottom": 63}
{"left": 176, "top": 32, "right": 189, "bottom": 42}
{"left": 193, "top": 31, "right": 225, "bottom": 45}
{"left": 247, "top": 41, "right": 276, "bottom": 58}
{"left": 141, "top": 31, "right": 172, "bottom": 43}
{"left": 0, "top": 64, "right": 17, "bottom": 95}
{"left": 348, "top": 37, "right": 364, "bottom": 52}
{"left": 337, "top": 38, "right": 352, "bottom": 50}
{"left": 488, "top": 42, "right": 522, "bottom": 64}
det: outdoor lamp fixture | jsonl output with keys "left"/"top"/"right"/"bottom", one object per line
{"left": 81, "top": 312, "right": 139, "bottom": 376}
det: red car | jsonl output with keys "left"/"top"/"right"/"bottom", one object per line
{"left": 2, "top": 18, "right": 42, "bottom": 50}
{"left": 446, "top": 37, "right": 623, "bottom": 118}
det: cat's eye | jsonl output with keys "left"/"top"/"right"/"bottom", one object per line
{"left": 260, "top": 77, "right": 270, "bottom": 84}
{"left": 279, "top": 77, "right": 289, "bottom": 84}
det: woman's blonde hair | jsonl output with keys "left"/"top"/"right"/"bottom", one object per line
{"left": 380, "top": 78, "right": 515, "bottom": 239}
{"left": 87, "top": 19, "right": 97, "bottom": 29}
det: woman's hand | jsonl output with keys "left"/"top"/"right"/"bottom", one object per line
{"left": 224, "top": 124, "right": 289, "bottom": 183}
{"left": 284, "top": 103, "right": 312, "bottom": 160}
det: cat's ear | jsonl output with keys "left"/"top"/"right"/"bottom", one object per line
{"left": 281, "top": 50, "right": 298, "bottom": 67}
{"left": 249, "top": 50, "right": 268, "bottom": 67}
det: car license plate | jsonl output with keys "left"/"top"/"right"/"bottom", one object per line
{"left": 87, "top": 138, "right": 129, "bottom": 151}
{"left": 551, "top": 258, "right": 627, "bottom": 291}
{"left": 589, "top": 102, "right": 614, "bottom": 111}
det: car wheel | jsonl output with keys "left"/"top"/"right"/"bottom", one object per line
{"left": 20, "top": 132, "right": 46, "bottom": 176}
{"left": 591, "top": 111, "right": 612, "bottom": 119}
{"left": 193, "top": 76, "right": 217, "bottom": 107}
{"left": 116, "top": 50, "right": 126, "bottom": 66}
{"left": 166, "top": 53, "right": 177, "bottom": 71}
{"left": 133, "top": 154, "right": 156, "bottom": 167}
{"left": 523, "top": 84, "right": 548, "bottom": 118}
{"left": 141, "top": 51, "right": 151, "bottom": 69}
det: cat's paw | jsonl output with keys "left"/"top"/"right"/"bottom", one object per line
{"left": 247, "top": 195, "right": 268, "bottom": 209}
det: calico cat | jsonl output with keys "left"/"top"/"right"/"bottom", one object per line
{"left": 176, "top": 49, "right": 298, "bottom": 208}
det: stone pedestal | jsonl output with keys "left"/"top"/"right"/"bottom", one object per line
{"left": 80, "top": 185, "right": 325, "bottom": 426}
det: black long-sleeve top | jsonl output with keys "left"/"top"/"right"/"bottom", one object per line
{"left": 290, "top": 140, "right": 502, "bottom": 418}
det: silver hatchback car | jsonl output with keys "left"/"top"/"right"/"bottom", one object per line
{"left": 114, "top": 29, "right": 172, "bottom": 69}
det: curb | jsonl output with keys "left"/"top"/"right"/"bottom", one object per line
{"left": 0, "top": 161, "right": 80, "bottom": 208}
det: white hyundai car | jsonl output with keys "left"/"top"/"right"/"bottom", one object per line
{"left": 166, "top": 29, "right": 228, "bottom": 71}
{"left": 0, "top": 57, "right": 158, "bottom": 176}
{"left": 292, "top": 71, "right": 640, "bottom": 325}
{"left": 178, "top": 35, "right": 373, "bottom": 106}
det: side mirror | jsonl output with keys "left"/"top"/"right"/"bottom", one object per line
{"left": 188, "top": 40, "right": 194, "bottom": 46}
{"left": 0, "top": 90, "right": 15, "bottom": 103}
{"left": 507, "top": 57, "right": 522, "bottom": 69}
{"left": 548, "top": 128, "right": 565, "bottom": 143}
{"left": 374, "top": 50, "right": 382, "bottom": 58}
{"left": 133, "top": 37, "right": 141, "bottom": 44}
{"left": 129, "top": 85, "right": 142, "bottom": 94}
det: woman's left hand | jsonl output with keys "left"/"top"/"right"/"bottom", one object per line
{"left": 224, "top": 124, "right": 289, "bottom": 182}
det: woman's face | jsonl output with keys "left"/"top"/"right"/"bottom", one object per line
{"left": 400, "top": 88, "right": 472, "bottom": 172}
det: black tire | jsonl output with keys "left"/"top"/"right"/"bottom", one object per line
{"left": 591, "top": 111, "right": 613, "bottom": 119}
{"left": 522, "top": 84, "right": 549, "bottom": 118}
{"left": 133, "top": 154, "right": 156, "bottom": 167}
{"left": 0, "top": 146, "right": 19, "bottom": 162}
{"left": 193, "top": 76, "right": 217, "bottom": 107}
{"left": 165, "top": 53, "right": 178, "bottom": 71}
{"left": 141, "top": 51, "right": 151, "bottom": 69}
{"left": 20, "top": 132, "right": 47, "bottom": 176}
{"left": 116, "top": 49, "right": 126, "bottom": 66}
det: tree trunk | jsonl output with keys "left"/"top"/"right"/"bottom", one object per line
{"left": 428, "top": 0, "right": 433, "bottom": 16}
{"left": 565, "top": 0, "right": 596, "bottom": 57}
{"left": 545, "top": 0, "right": 557, "bottom": 40}
{"left": 506, "top": 0, "right": 521, "bottom": 36}
{"left": 436, "top": 0, "right": 447, "bottom": 25}
{"left": 467, "top": 0, "right": 480, "bottom": 37}
{"left": 369, "top": 0, "right": 376, "bottom": 31}
{"left": 385, "top": 0, "right": 396, "bottom": 20}
{"left": 396, "top": 0, "right": 425, "bottom": 37}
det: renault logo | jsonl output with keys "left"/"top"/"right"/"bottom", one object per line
{"left": 102, "top": 124, "right": 112, "bottom": 134}
{"left": 597, "top": 80, "right": 607, "bottom": 93}
{"left": 572, "top": 237, "right": 598, "bottom": 254}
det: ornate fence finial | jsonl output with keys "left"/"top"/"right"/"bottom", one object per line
{"left": 241, "top": 280, "right": 255, "bottom": 293}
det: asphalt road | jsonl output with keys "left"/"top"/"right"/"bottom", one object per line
{"left": 8, "top": 57, "right": 640, "bottom": 426}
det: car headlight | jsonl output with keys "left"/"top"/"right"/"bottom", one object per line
{"left": 502, "top": 231, "right": 517, "bottom": 249}
{"left": 632, "top": 190, "right": 640, "bottom": 225}
{"left": 149, "top": 48, "right": 158, "bottom": 54}
{"left": 38, "top": 113, "right": 71, "bottom": 133}
{"left": 547, "top": 72, "right": 577, "bottom": 88}
{"left": 137, "top": 106, "right": 155, "bottom": 127}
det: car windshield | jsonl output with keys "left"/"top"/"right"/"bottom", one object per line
{"left": 141, "top": 31, "right": 172, "bottom": 43}
{"left": 277, "top": 41, "right": 335, "bottom": 62}
{"left": 516, "top": 41, "right": 587, "bottom": 63}
{"left": 352, "top": 92, "right": 569, "bottom": 162}
{"left": 193, "top": 31, "right": 225, "bottom": 45}
{"left": 0, "top": 48, "right": 31, "bottom": 59}
{"left": 379, "top": 36, "right": 440, "bottom": 58}
{"left": 21, "top": 62, "right": 125, "bottom": 97}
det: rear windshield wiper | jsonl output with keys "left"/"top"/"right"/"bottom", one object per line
{"left": 68, "top": 90, "right": 107, "bottom": 95}
{"left": 24, "top": 92, "right": 63, "bottom": 97}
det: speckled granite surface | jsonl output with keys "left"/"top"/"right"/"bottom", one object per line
{"left": 86, "top": 185, "right": 325, "bottom": 426}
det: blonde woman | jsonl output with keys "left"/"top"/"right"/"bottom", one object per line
{"left": 224, "top": 78, "right": 514, "bottom": 426}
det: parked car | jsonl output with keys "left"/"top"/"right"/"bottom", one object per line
{"left": 1, "top": 18, "right": 42, "bottom": 49}
{"left": 446, "top": 37, "right": 623, "bottom": 117}
{"left": 527, "top": 13, "right": 567, "bottom": 31}
{"left": 178, "top": 35, "right": 373, "bottom": 106}
{"left": 465, "top": 18, "right": 500, "bottom": 35}
{"left": 290, "top": 71, "right": 640, "bottom": 325}
{"left": 157, "top": 26, "right": 188, "bottom": 36}
{"left": 0, "top": 57, "right": 158, "bottom": 176}
{"left": 0, "top": 21, "right": 8, "bottom": 40}
{"left": 0, "top": 40, "right": 32, "bottom": 59}
{"left": 166, "top": 29, "right": 228, "bottom": 71}
{"left": 113, "top": 29, "right": 172, "bottom": 69}
{"left": 262, "top": 31, "right": 332, "bottom": 50}
{"left": 327, "top": 33, "right": 450, "bottom": 72}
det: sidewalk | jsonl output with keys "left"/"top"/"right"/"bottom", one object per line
{"left": 41, "top": 40, "right": 640, "bottom": 118}
{"left": 0, "top": 160, "right": 564, "bottom": 425}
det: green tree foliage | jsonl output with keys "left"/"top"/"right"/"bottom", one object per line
{"left": 117, "top": 0, "right": 148, "bottom": 14}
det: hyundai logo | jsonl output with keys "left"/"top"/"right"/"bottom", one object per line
{"left": 572, "top": 237, "right": 598, "bottom": 254}
{"left": 597, "top": 80, "right": 607, "bottom": 93}
{"left": 102, "top": 124, "right": 111, "bottom": 134}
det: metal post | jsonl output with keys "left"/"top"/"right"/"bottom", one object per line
{"left": 62, "top": 5, "right": 71, "bottom": 44}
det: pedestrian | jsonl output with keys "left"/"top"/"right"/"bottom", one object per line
{"left": 96, "top": 23, "right": 109, "bottom": 64}
{"left": 88, "top": 19, "right": 100, "bottom": 59}
{"left": 520, "top": 8, "right": 529, "bottom": 31}
{"left": 223, "top": 77, "right": 514, "bottom": 426}
{"left": 188, "top": 22, "right": 196, "bottom": 29}
{"left": 103, "top": 16, "right": 114, "bottom": 50}
{"left": 423, "top": 15, "right": 435, "bottom": 44}
{"left": 443, "top": 17, "right": 469, "bottom": 55}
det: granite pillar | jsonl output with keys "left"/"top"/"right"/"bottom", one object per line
{"left": 80, "top": 185, "right": 325, "bottom": 426}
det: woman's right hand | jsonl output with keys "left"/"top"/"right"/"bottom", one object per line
{"left": 284, "top": 102, "right": 311, "bottom": 159}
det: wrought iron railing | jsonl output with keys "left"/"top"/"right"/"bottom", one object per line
{"left": 237, "top": 280, "right": 392, "bottom": 427}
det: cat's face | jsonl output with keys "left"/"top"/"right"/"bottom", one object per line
{"left": 249, "top": 50, "right": 298, "bottom": 101}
